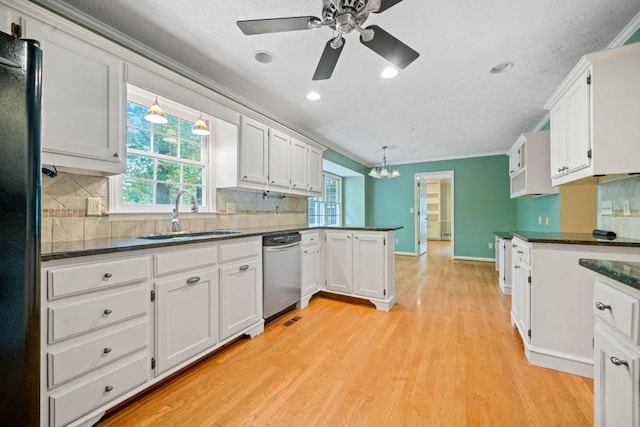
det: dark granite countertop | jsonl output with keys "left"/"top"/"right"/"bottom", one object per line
{"left": 579, "top": 259, "right": 640, "bottom": 291}
{"left": 512, "top": 231, "right": 640, "bottom": 247}
{"left": 41, "top": 225, "right": 403, "bottom": 261}
{"left": 493, "top": 231, "right": 513, "bottom": 239}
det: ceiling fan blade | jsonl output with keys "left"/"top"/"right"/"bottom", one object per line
{"left": 374, "top": 0, "right": 404, "bottom": 13}
{"left": 360, "top": 25, "right": 419, "bottom": 69}
{"left": 237, "top": 16, "right": 319, "bottom": 35}
{"left": 313, "top": 38, "right": 345, "bottom": 80}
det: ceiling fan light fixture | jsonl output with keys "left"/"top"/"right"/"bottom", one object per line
{"left": 306, "top": 91, "right": 321, "bottom": 101}
{"left": 144, "top": 97, "right": 168, "bottom": 124}
{"left": 381, "top": 67, "right": 398, "bottom": 79}
{"left": 490, "top": 61, "right": 514, "bottom": 74}
{"left": 192, "top": 115, "right": 210, "bottom": 136}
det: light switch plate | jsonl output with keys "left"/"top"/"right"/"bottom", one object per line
{"left": 623, "top": 200, "right": 631, "bottom": 216}
{"left": 226, "top": 202, "right": 236, "bottom": 214}
{"left": 601, "top": 201, "right": 613, "bottom": 216}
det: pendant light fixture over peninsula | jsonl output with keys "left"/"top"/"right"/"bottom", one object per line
{"left": 369, "top": 146, "right": 400, "bottom": 179}
{"left": 144, "top": 96, "right": 168, "bottom": 124}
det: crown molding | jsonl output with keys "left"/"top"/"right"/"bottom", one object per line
{"left": 608, "top": 9, "right": 640, "bottom": 48}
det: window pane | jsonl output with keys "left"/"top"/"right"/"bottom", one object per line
{"left": 157, "top": 160, "right": 180, "bottom": 182}
{"left": 183, "top": 165, "right": 203, "bottom": 185}
{"left": 154, "top": 136, "right": 178, "bottom": 157}
{"left": 127, "top": 128, "right": 151, "bottom": 151}
{"left": 125, "top": 155, "right": 154, "bottom": 179}
{"left": 123, "top": 178, "right": 153, "bottom": 205}
{"left": 182, "top": 184, "right": 203, "bottom": 205}
{"left": 126, "top": 101, "right": 149, "bottom": 130}
{"left": 180, "top": 140, "right": 202, "bottom": 161}
{"left": 156, "top": 182, "right": 179, "bottom": 205}
{"left": 152, "top": 114, "right": 179, "bottom": 137}
{"left": 179, "top": 119, "right": 201, "bottom": 144}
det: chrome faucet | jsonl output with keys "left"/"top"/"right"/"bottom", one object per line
{"left": 171, "top": 189, "right": 198, "bottom": 232}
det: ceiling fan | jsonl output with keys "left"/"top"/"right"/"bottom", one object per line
{"left": 237, "top": 0, "right": 419, "bottom": 80}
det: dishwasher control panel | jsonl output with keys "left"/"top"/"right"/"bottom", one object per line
{"left": 263, "top": 233, "right": 301, "bottom": 246}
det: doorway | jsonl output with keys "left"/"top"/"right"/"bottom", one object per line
{"left": 414, "top": 171, "right": 454, "bottom": 257}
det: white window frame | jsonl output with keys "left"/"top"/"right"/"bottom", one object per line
{"left": 308, "top": 172, "right": 342, "bottom": 226}
{"left": 110, "top": 85, "right": 217, "bottom": 214}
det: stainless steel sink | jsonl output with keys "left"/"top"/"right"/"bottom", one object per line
{"left": 139, "top": 230, "right": 241, "bottom": 240}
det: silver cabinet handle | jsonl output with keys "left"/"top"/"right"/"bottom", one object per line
{"left": 355, "top": 236, "right": 359, "bottom": 239}
{"left": 293, "top": 184, "right": 297, "bottom": 187}
{"left": 239, "top": 265, "right": 250, "bottom": 271}
{"left": 105, "top": 385, "right": 114, "bottom": 392}
{"left": 517, "top": 251, "right": 523, "bottom": 254}
{"left": 271, "top": 181, "right": 275, "bottom": 184}
{"left": 595, "top": 302, "right": 612, "bottom": 311}
{"left": 242, "top": 175, "right": 248, "bottom": 180}
{"left": 610, "top": 357, "right": 629, "bottom": 367}
{"left": 113, "top": 152, "right": 119, "bottom": 158}
{"left": 514, "top": 266, "right": 520, "bottom": 269}
{"left": 103, "top": 273, "right": 112, "bottom": 278}
{"left": 103, "top": 309, "right": 112, "bottom": 315}
{"left": 103, "top": 347, "right": 112, "bottom": 354}
{"left": 186, "top": 276, "right": 200, "bottom": 285}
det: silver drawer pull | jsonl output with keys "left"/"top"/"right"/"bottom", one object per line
{"left": 186, "top": 276, "right": 200, "bottom": 285}
{"left": 610, "top": 357, "right": 629, "bottom": 367}
{"left": 242, "top": 175, "right": 248, "bottom": 180}
{"left": 103, "top": 347, "right": 112, "bottom": 354}
{"left": 310, "top": 238, "right": 314, "bottom": 241}
{"left": 239, "top": 265, "right": 250, "bottom": 271}
{"left": 271, "top": 181, "right": 275, "bottom": 184}
{"left": 103, "top": 309, "right": 112, "bottom": 315}
{"left": 595, "top": 302, "right": 612, "bottom": 311}
{"left": 105, "top": 385, "right": 114, "bottom": 392}
{"left": 517, "top": 251, "right": 523, "bottom": 254}
{"left": 303, "top": 250, "right": 309, "bottom": 254}
{"left": 103, "top": 273, "right": 112, "bottom": 278}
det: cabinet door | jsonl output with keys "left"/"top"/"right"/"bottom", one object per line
{"left": 268, "top": 129, "right": 290, "bottom": 189}
{"left": 290, "top": 139, "right": 309, "bottom": 191}
{"left": 353, "top": 233, "right": 386, "bottom": 299}
{"left": 516, "top": 263, "right": 532, "bottom": 345}
{"left": 301, "top": 243, "right": 319, "bottom": 298}
{"left": 510, "top": 242, "right": 520, "bottom": 324}
{"left": 219, "top": 260, "right": 262, "bottom": 340}
{"left": 508, "top": 143, "right": 522, "bottom": 176}
{"left": 29, "top": 19, "right": 124, "bottom": 174}
{"left": 325, "top": 232, "right": 352, "bottom": 293}
{"left": 566, "top": 72, "right": 591, "bottom": 173}
{"left": 239, "top": 117, "right": 269, "bottom": 185}
{"left": 549, "top": 103, "right": 568, "bottom": 179}
{"left": 308, "top": 146, "right": 323, "bottom": 195}
{"left": 594, "top": 327, "right": 640, "bottom": 427}
{"left": 155, "top": 270, "right": 218, "bottom": 374}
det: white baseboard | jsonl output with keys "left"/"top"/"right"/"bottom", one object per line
{"left": 454, "top": 256, "right": 495, "bottom": 262}
{"left": 394, "top": 251, "right": 416, "bottom": 256}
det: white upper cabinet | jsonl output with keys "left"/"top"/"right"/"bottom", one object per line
{"left": 308, "top": 146, "right": 323, "bottom": 195}
{"left": 268, "top": 129, "right": 291, "bottom": 190}
{"left": 239, "top": 116, "right": 269, "bottom": 186}
{"left": 290, "top": 138, "right": 309, "bottom": 191}
{"left": 508, "top": 131, "right": 555, "bottom": 198}
{"left": 27, "top": 16, "right": 125, "bottom": 175}
{"left": 544, "top": 42, "right": 640, "bottom": 185}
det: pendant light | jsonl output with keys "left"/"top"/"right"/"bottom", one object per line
{"left": 144, "top": 97, "right": 168, "bottom": 124}
{"left": 369, "top": 146, "right": 400, "bottom": 179}
{"left": 191, "top": 114, "right": 210, "bottom": 136}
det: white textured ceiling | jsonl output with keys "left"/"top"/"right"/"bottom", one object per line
{"left": 46, "top": 0, "right": 640, "bottom": 166}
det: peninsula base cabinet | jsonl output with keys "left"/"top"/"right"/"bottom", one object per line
{"left": 299, "top": 231, "right": 321, "bottom": 309}
{"left": 40, "top": 237, "right": 264, "bottom": 426}
{"left": 510, "top": 237, "right": 640, "bottom": 378}
{"left": 593, "top": 274, "right": 640, "bottom": 427}
{"left": 323, "top": 230, "right": 396, "bottom": 311}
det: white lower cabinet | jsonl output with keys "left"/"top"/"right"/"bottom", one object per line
{"left": 219, "top": 259, "right": 261, "bottom": 340}
{"left": 592, "top": 274, "right": 640, "bottom": 427}
{"left": 323, "top": 230, "right": 396, "bottom": 311}
{"left": 495, "top": 236, "right": 512, "bottom": 294}
{"left": 300, "top": 232, "right": 320, "bottom": 308}
{"left": 155, "top": 270, "right": 218, "bottom": 374}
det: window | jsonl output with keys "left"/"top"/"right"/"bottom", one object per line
{"left": 110, "top": 85, "right": 216, "bottom": 213}
{"left": 308, "top": 173, "right": 342, "bottom": 226}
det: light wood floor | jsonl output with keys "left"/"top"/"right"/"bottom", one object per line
{"left": 98, "top": 241, "right": 593, "bottom": 426}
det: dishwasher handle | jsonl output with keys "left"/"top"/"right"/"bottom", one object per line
{"left": 264, "top": 242, "right": 300, "bottom": 251}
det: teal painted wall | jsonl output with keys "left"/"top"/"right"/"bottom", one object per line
{"left": 343, "top": 176, "right": 365, "bottom": 225}
{"left": 366, "top": 155, "right": 517, "bottom": 258}
{"left": 516, "top": 194, "right": 561, "bottom": 231}
{"left": 627, "top": 26, "right": 640, "bottom": 44}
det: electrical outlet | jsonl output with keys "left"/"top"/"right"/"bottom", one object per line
{"left": 488, "top": 242, "right": 493, "bottom": 249}
{"left": 545, "top": 217, "right": 550, "bottom": 226}
{"left": 601, "top": 200, "right": 613, "bottom": 216}
{"left": 395, "top": 238, "right": 399, "bottom": 244}
{"left": 537, "top": 216, "right": 542, "bottom": 225}
{"left": 624, "top": 200, "right": 631, "bottom": 216}
{"left": 409, "top": 207, "right": 414, "bottom": 214}
{"left": 86, "top": 198, "right": 101, "bottom": 216}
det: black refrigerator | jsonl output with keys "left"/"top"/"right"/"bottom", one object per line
{"left": 0, "top": 30, "right": 42, "bottom": 425}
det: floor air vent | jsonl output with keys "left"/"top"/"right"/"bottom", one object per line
{"left": 283, "top": 316, "right": 302, "bottom": 327}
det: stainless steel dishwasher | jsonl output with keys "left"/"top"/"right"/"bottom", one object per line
{"left": 263, "top": 232, "right": 301, "bottom": 321}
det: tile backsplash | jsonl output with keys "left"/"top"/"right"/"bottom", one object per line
{"left": 41, "top": 172, "right": 307, "bottom": 243}
{"left": 597, "top": 175, "right": 640, "bottom": 239}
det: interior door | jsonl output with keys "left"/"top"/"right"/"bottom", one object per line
{"left": 418, "top": 180, "right": 427, "bottom": 254}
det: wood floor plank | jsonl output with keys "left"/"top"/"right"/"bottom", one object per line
{"left": 97, "top": 241, "right": 593, "bottom": 426}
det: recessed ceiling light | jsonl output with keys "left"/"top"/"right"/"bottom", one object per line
{"left": 254, "top": 51, "right": 274, "bottom": 64}
{"left": 381, "top": 67, "right": 399, "bottom": 79}
{"left": 306, "top": 91, "right": 321, "bottom": 101}
{"left": 490, "top": 62, "right": 514, "bottom": 74}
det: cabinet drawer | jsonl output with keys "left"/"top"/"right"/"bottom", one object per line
{"left": 517, "top": 244, "right": 531, "bottom": 265}
{"left": 154, "top": 246, "right": 218, "bottom": 276}
{"left": 47, "top": 257, "right": 149, "bottom": 299}
{"left": 219, "top": 239, "right": 261, "bottom": 264}
{"left": 48, "top": 321, "right": 148, "bottom": 388}
{"left": 594, "top": 280, "right": 639, "bottom": 344}
{"left": 48, "top": 288, "right": 148, "bottom": 343}
{"left": 301, "top": 232, "right": 320, "bottom": 246}
{"left": 49, "top": 354, "right": 149, "bottom": 427}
